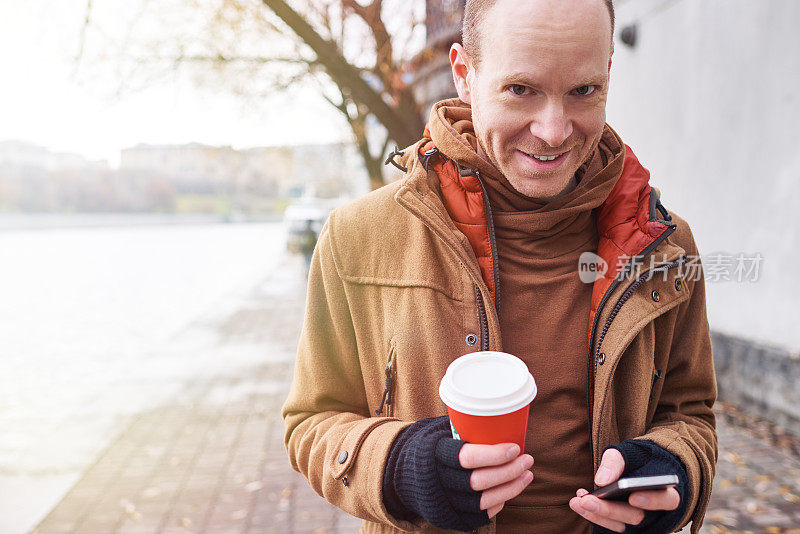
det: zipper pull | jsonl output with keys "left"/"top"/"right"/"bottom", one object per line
{"left": 375, "top": 359, "right": 393, "bottom": 415}
{"left": 652, "top": 368, "right": 663, "bottom": 386}
{"left": 649, "top": 369, "right": 663, "bottom": 402}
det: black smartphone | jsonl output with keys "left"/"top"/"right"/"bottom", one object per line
{"left": 590, "top": 474, "right": 679, "bottom": 501}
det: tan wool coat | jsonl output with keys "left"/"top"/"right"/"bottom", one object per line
{"left": 282, "top": 107, "right": 717, "bottom": 533}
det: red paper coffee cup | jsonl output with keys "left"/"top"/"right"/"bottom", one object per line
{"left": 438, "top": 351, "right": 536, "bottom": 452}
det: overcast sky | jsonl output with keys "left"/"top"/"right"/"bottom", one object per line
{"left": 0, "top": 0, "right": 349, "bottom": 166}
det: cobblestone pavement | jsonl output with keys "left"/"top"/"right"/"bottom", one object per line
{"left": 700, "top": 405, "right": 800, "bottom": 533}
{"left": 32, "top": 256, "right": 800, "bottom": 534}
{"left": 32, "top": 256, "right": 362, "bottom": 534}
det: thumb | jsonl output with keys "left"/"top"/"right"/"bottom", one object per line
{"left": 595, "top": 448, "right": 625, "bottom": 486}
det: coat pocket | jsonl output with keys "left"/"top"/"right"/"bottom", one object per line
{"left": 374, "top": 339, "right": 397, "bottom": 417}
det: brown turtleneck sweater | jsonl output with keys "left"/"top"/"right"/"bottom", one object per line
{"left": 490, "top": 138, "right": 621, "bottom": 534}
{"left": 428, "top": 100, "right": 625, "bottom": 533}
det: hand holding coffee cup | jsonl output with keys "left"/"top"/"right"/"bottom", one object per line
{"left": 440, "top": 352, "right": 538, "bottom": 517}
{"left": 458, "top": 441, "right": 535, "bottom": 517}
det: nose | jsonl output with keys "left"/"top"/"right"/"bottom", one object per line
{"left": 530, "top": 99, "right": 573, "bottom": 148}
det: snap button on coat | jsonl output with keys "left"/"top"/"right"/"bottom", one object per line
{"left": 675, "top": 279, "right": 683, "bottom": 291}
{"left": 337, "top": 450, "right": 348, "bottom": 464}
{"left": 465, "top": 333, "right": 478, "bottom": 346}
{"left": 652, "top": 290, "right": 660, "bottom": 302}
{"left": 599, "top": 353, "right": 606, "bottom": 365}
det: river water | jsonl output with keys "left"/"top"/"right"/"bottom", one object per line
{"left": 0, "top": 216, "right": 287, "bottom": 533}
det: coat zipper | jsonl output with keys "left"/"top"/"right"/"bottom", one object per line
{"left": 462, "top": 166, "right": 497, "bottom": 353}
{"left": 399, "top": 159, "right": 498, "bottom": 355}
{"left": 475, "top": 283, "right": 490, "bottom": 351}
{"left": 593, "top": 256, "right": 686, "bottom": 368}
{"left": 473, "top": 169, "right": 500, "bottom": 315}
{"left": 585, "top": 222, "right": 677, "bottom": 469}
{"left": 451, "top": 165, "right": 497, "bottom": 354}
{"left": 586, "top": 251, "right": 683, "bottom": 467}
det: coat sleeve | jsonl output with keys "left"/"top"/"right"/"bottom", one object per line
{"left": 633, "top": 224, "right": 718, "bottom": 533}
{"left": 281, "top": 212, "right": 417, "bottom": 530}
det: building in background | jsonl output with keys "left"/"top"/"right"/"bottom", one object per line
{"left": 606, "top": 0, "right": 800, "bottom": 433}
{"left": 409, "top": 0, "right": 463, "bottom": 121}
{"left": 120, "top": 142, "right": 367, "bottom": 200}
{"left": 0, "top": 141, "right": 115, "bottom": 212}
{"left": 0, "top": 141, "right": 104, "bottom": 172}
{"left": 0, "top": 141, "right": 368, "bottom": 215}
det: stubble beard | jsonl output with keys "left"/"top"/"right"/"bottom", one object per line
{"left": 476, "top": 133, "right": 589, "bottom": 200}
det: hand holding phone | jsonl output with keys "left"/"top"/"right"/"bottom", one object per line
{"left": 590, "top": 474, "right": 679, "bottom": 501}
{"left": 569, "top": 448, "right": 682, "bottom": 532}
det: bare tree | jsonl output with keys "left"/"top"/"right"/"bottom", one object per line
{"left": 78, "top": 0, "right": 427, "bottom": 189}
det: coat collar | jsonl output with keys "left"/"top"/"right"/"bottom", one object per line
{"left": 396, "top": 132, "right": 677, "bottom": 305}
{"left": 392, "top": 129, "right": 682, "bottom": 351}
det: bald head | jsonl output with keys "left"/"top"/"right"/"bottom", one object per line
{"left": 462, "top": 0, "right": 615, "bottom": 67}
{"left": 448, "top": 0, "right": 614, "bottom": 198}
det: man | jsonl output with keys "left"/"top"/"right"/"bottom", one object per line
{"left": 282, "top": 0, "right": 717, "bottom": 532}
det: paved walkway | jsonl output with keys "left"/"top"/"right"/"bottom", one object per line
{"left": 701, "top": 405, "right": 800, "bottom": 533}
{"left": 32, "top": 255, "right": 800, "bottom": 534}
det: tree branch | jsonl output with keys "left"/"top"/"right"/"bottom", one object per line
{"left": 76, "top": 0, "right": 93, "bottom": 64}
{"left": 261, "top": 0, "right": 421, "bottom": 146}
{"left": 165, "top": 54, "right": 309, "bottom": 65}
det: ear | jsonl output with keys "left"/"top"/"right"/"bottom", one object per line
{"left": 450, "top": 43, "right": 472, "bottom": 104}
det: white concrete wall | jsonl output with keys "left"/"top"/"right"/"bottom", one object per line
{"left": 607, "top": 0, "right": 800, "bottom": 353}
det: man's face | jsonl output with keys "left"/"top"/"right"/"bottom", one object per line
{"left": 452, "top": 0, "right": 613, "bottom": 198}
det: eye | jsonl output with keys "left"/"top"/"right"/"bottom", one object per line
{"left": 572, "top": 85, "right": 597, "bottom": 96}
{"left": 508, "top": 84, "right": 530, "bottom": 96}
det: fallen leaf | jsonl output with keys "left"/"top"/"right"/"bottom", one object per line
{"left": 745, "top": 501, "right": 763, "bottom": 514}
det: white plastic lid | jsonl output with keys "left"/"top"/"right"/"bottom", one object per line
{"left": 439, "top": 351, "right": 536, "bottom": 416}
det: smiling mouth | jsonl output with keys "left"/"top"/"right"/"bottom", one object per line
{"left": 519, "top": 149, "right": 570, "bottom": 168}
{"left": 523, "top": 151, "right": 567, "bottom": 161}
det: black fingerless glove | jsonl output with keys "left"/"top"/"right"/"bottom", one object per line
{"left": 595, "top": 439, "right": 689, "bottom": 534}
{"left": 382, "top": 415, "right": 491, "bottom": 532}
